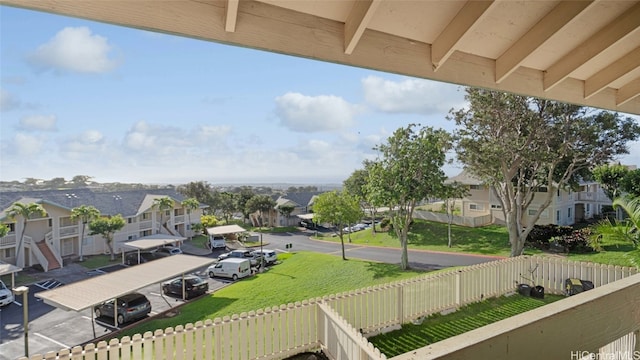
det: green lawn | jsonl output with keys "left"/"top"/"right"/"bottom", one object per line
{"left": 369, "top": 294, "right": 564, "bottom": 357}
{"left": 117, "top": 251, "right": 428, "bottom": 338}
{"left": 317, "top": 219, "right": 515, "bottom": 257}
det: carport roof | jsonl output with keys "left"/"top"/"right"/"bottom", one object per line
{"left": 35, "top": 254, "right": 215, "bottom": 312}
{"left": 0, "top": 262, "right": 21, "bottom": 277}
{"left": 206, "top": 224, "right": 247, "bottom": 235}
{"left": 297, "top": 214, "right": 315, "bottom": 220}
{"left": 123, "top": 234, "right": 187, "bottom": 250}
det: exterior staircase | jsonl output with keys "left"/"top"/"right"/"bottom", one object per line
{"left": 36, "top": 240, "right": 61, "bottom": 271}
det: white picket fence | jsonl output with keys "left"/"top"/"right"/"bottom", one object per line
{"left": 22, "top": 256, "right": 639, "bottom": 360}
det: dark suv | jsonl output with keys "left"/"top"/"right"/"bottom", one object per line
{"left": 124, "top": 251, "right": 167, "bottom": 265}
{"left": 94, "top": 292, "right": 151, "bottom": 326}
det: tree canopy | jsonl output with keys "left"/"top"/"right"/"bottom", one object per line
{"left": 70, "top": 205, "right": 101, "bottom": 261}
{"left": 366, "top": 124, "right": 452, "bottom": 270}
{"left": 450, "top": 88, "right": 640, "bottom": 256}
{"left": 89, "top": 215, "right": 125, "bottom": 260}
{"left": 313, "top": 190, "right": 363, "bottom": 260}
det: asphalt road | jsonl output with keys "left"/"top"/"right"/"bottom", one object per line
{"left": 0, "top": 230, "right": 502, "bottom": 359}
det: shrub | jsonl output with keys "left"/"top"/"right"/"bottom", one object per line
{"left": 551, "top": 228, "right": 596, "bottom": 254}
{"left": 526, "top": 224, "right": 573, "bottom": 249}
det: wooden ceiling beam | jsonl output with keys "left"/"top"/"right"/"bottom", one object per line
{"left": 617, "top": 77, "right": 640, "bottom": 106}
{"left": 431, "top": 0, "right": 494, "bottom": 72}
{"left": 496, "top": 0, "right": 594, "bottom": 84}
{"left": 225, "top": 0, "right": 239, "bottom": 32}
{"left": 585, "top": 46, "right": 640, "bottom": 99}
{"left": 543, "top": 2, "right": 640, "bottom": 92}
{"left": 344, "top": 0, "right": 381, "bottom": 55}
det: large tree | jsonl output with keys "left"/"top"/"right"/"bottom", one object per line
{"left": 235, "top": 187, "right": 256, "bottom": 223}
{"left": 621, "top": 169, "right": 640, "bottom": 198}
{"left": 89, "top": 215, "right": 126, "bottom": 260}
{"left": 367, "top": 124, "right": 452, "bottom": 270}
{"left": 450, "top": 88, "right": 640, "bottom": 257}
{"left": 7, "top": 202, "right": 47, "bottom": 268}
{"left": 70, "top": 205, "right": 101, "bottom": 261}
{"left": 313, "top": 190, "right": 363, "bottom": 260}
{"left": 246, "top": 195, "right": 276, "bottom": 228}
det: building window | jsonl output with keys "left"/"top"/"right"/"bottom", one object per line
{"left": 556, "top": 210, "right": 560, "bottom": 222}
{"left": 490, "top": 204, "right": 502, "bottom": 209}
{"left": 128, "top": 218, "right": 132, "bottom": 224}
{"left": 568, "top": 208, "right": 572, "bottom": 218}
{"left": 557, "top": 189, "right": 561, "bottom": 197}
{"left": 142, "top": 213, "right": 150, "bottom": 220}
{"left": 165, "top": 210, "right": 171, "bottom": 216}
{"left": 7, "top": 223, "right": 15, "bottom": 232}
{"left": 469, "top": 185, "right": 481, "bottom": 190}
{"left": 586, "top": 204, "right": 591, "bottom": 213}
{"left": 48, "top": 219, "right": 53, "bottom": 227}
{"left": 537, "top": 187, "right": 548, "bottom": 193}
{"left": 4, "top": 248, "right": 12, "bottom": 259}
{"left": 528, "top": 209, "right": 537, "bottom": 216}
{"left": 469, "top": 204, "right": 483, "bottom": 210}
{"left": 186, "top": 224, "right": 191, "bottom": 230}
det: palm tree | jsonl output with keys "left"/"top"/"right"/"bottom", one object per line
{"left": 153, "top": 197, "right": 175, "bottom": 234}
{"left": 593, "top": 196, "right": 640, "bottom": 248}
{"left": 70, "top": 205, "right": 101, "bottom": 261}
{"left": 182, "top": 198, "right": 200, "bottom": 240}
{"left": 7, "top": 202, "right": 47, "bottom": 268}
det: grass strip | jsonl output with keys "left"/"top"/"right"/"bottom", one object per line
{"left": 369, "top": 294, "right": 564, "bottom": 357}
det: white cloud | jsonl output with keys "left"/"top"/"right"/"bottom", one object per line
{"left": 0, "top": 88, "right": 20, "bottom": 111}
{"left": 275, "top": 92, "right": 359, "bottom": 133}
{"left": 362, "top": 76, "right": 466, "bottom": 115}
{"left": 28, "top": 27, "right": 118, "bottom": 74}
{"left": 18, "top": 114, "right": 57, "bottom": 131}
{"left": 124, "top": 121, "right": 197, "bottom": 156}
{"left": 61, "top": 130, "right": 106, "bottom": 157}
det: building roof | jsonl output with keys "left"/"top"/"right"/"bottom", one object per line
{"left": 3, "top": 0, "right": 639, "bottom": 114}
{"left": 123, "top": 234, "right": 187, "bottom": 251}
{"left": 446, "top": 170, "right": 483, "bottom": 186}
{"left": 35, "top": 254, "right": 214, "bottom": 312}
{"left": 206, "top": 224, "right": 247, "bottom": 236}
{"left": 278, "top": 192, "right": 322, "bottom": 208}
{"left": 0, "top": 188, "right": 190, "bottom": 220}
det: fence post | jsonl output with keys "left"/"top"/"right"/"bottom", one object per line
{"left": 397, "top": 285, "right": 404, "bottom": 325}
{"left": 635, "top": 330, "right": 640, "bottom": 352}
{"left": 455, "top": 270, "right": 461, "bottom": 307}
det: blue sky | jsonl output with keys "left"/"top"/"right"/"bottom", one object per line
{"left": 1, "top": 6, "right": 638, "bottom": 186}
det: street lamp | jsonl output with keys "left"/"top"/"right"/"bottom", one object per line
{"left": 13, "top": 286, "right": 29, "bottom": 358}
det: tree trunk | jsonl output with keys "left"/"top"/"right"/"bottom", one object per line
{"left": 339, "top": 231, "right": 347, "bottom": 260}
{"left": 506, "top": 211, "right": 524, "bottom": 257}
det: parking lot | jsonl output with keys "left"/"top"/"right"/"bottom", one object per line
{"left": 0, "top": 247, "right": 232, "bottom": 360}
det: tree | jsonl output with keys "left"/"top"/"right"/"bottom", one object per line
{"left": 367, "top": 124, "right": 452, "bottom": 270}
{"left": 219, "top": 192, "right": 236, "bottom": 223}
{"left": 450, "top": 88, "right": 640, "bottom": 257}
{"left": 277, "top": 204, "right": 295, "bottom": 223}
{"left": 153, "top": 197, "right": 175, "bottom": 233}
{"left": 442, "top": 182, "right": 469, "bottom": 248}
{"left": 177, "top": 181, "right": 216, "bottom": 214}
{"left": 0, "top": 224, "right": 8, "bottom": 238}
{"left": 621, "top": 169, "right": 640, "bottom": 197}
{"left": 200, "top": 214, "right": 219, "bottom": 229}
{"left": 70, "top": 175, "right": 93, "bottom": 188}
{"left": 313, "top": 190, "right": 363, "bottom": 260}
{"left": 592, "top": 164, "right": 630, "bottom": 200}
{"left": 246, "top": 195, "right": 276, "bottom": 228}
{"left": 235, "top": 187, "right": 255, "bottom": 223}
{"left": 89, "top": 215, "right": 126, "bottom": 260}
{"left": 7, "top": 202, "right": 47, "bottom": 268}
{"left": 182, "top": 198, "right": 200, "bottom": 240}
{"left": 70, "top": 205, "right": 101, "bottom": 261}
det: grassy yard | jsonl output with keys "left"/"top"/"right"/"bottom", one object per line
{"left": 317, "top": 219, "right": 515, "bottom": 257}
{"left": 369, "top": 294, "right": 564, "bottom": 357}
{"left": 117, "top": 251, "right": 428, "bottom": 339}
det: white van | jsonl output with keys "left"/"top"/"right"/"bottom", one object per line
{"left": 208, "top": 235, "right": 226, "bottom": 249}
{"left": 207, "top": 258, "right": 251, "bottom": 281}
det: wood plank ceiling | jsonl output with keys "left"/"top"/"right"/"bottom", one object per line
{"left": 2, "top": 0, "right": 639, "bottom": 115}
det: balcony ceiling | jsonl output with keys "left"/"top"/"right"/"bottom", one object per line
{"left": 2, "top": 0, "right": 640, "bottom": 115}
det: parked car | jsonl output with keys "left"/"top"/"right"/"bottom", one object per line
{"left": 124, "top": 251, "right": 167, "bottom": 265}
{"left": 218, "top": 249, "right": 259, "bottom": 266}
{"left": 207, "top": 235, "right": 226, "bottom": 249}
{"left": 251, "top": 249, "right": 277, "bottom": 265}
{"left": 207, "top": 258, "right": 251, "bottom": 280}
{"left": 93, "top": 292, "right": 151, "bottom": 325}
{"left": 155, "top": 245, "right": 183, "bottom": 256}
{"left": 0, "top": 280, "right": 14, "bottom": 307}
{"left": 162, "top": 275, "right": 209, "bottom": 299}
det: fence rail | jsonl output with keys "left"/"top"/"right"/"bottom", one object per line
{"left": 413, "top": 210, "right": 493, "bottom": 227}
{"left": 21, "top": 256, "right": 639, "bottom": 360}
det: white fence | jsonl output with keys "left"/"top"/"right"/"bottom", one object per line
{"left": 21, "top": 256, "right": 639, "bottom": 360}
{"left": 413, "top": 210, "right": 493, "bottom": 227}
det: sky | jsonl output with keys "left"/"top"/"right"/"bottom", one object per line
{"left": 1, "top": 6, "right": 639, "bottom": 186}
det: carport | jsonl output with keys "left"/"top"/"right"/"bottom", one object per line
{"left": 121, "top": 234, "right": 187, "bottom": 265}
{"left": 0, "top": 261, "right": 22, "bottom": 289}
{"left": 36, "top": 254, "right": 215, "bottom": 336}
{"left": 206, "top": 224, "right": 247, "bottom": 236}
